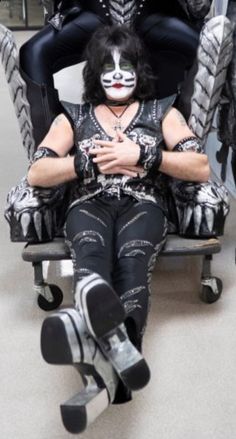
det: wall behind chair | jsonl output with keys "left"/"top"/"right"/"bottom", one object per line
{"left": 54, "top": 62, "right": 85, "bottom": 104}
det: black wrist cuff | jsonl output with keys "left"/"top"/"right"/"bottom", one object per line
{"left": 74, "top": 151, "right": 98, "bottom": 181}
{"left": 137, "top": 145, "right": 163, "bottom": 171}
{"left": 74, "top": 153, "right": 80, "bottom": 179}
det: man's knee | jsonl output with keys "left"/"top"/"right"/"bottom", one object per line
{"left": 139, "top": 14, "right": 199, "bottom": 58}
{"left": 19, "top": 26, "right": 55, "bottom": 79}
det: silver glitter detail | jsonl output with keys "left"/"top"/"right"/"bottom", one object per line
{"left": 123, "top": 300, "right": 142, "bottom": 314}
{"left": 120, "top": 286, "right": 146, "bottom": 302}
{"left": 118, "top": 211, "right": 147, "bottom": 235}
{"left": 80, "top": 209, "right": 107, "bottom": 227}
{"left": 79, "top": 237, "right": 98, "bottom": 244}
{"left": 118, "top": 239, "right": 153, "bottom": 259}
{"left": 73, "top": 230, "right": 105, "bottom": 247}
{"left": 124, "top": 249, "right": 146, "bottom": 257}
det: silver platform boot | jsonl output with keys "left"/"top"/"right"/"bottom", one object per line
{"left": 75, "top": 273, "right": 151, "bottom": 392}
{"left": 41, "top": 307, "right": 118, "bottom": 434}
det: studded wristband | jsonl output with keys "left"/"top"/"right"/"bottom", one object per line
{"left": 30, "top": 146, "right": 59, "bottom": 165}
{"left": 172, "top": 136, "right": 203, "bottom": 153}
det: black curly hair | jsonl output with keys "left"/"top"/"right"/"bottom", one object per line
{"left": 82, "top": 25, "right": 156, "bottom": 104}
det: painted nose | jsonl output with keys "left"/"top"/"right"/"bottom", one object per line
{"left": 113, "top": 72, "right": 123, "bottom": 80}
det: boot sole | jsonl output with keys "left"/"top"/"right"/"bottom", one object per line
{"left": 41, "top": 309, "right": 83, "bottom": 365}
{"left": 78, "top": 274, "right": 125, "bottom": 338}
{"left": 60, "top": 387, "right": 109, "bottom": 434}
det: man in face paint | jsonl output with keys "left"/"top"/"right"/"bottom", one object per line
{"left": 100, "top": 49, "right": 137, "bottom": 102}
{"left": 26, "top": 26, "right": 214, "bottom": 435}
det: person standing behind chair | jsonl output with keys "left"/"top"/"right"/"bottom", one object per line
{"left": 19, "top": 0, "right": 212, "bottom": 148}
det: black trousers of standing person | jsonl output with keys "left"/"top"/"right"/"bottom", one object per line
{"left": 19, "top": 11, "right": 199, "bottom": 145}
{"left": 20, "top": 12, "right": 199, "bottom": 92}
{"left": 137, "top": 14, "right": 199, "bottom": 97}
{"left": 64, "top": 194, "right": 167, "bottom": 352}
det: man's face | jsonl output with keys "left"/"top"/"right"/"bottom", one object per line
{"left": 100, "top": 48, "right": 137, "bottom": 101}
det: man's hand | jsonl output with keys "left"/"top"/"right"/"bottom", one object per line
{"left": 97, "top": 161, "right": 143, "bottom": 177}
{"left": 90, "top": 130, "right": 140, "bottom": 171}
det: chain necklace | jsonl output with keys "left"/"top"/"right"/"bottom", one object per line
{"left": 104, "top": 102, "right": 132, "bottom": 131}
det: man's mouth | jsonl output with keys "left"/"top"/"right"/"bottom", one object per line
{"left": 112, "top": 83, "right": 124, "bottom": 89}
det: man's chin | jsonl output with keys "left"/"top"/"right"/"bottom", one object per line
{"left": 105, "top": 90, "right": 134, "bottom": 102}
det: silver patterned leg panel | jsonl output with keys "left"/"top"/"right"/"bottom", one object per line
{"left": 0, "top": 24, "right": 35, "bottom": 159}
{"left": 169, "top": 179, "right": 230, "bottom": 237}
{"left": 4, "top": 176, "right": 66, "bottom": 242}
{"left": 188, "top": 15, "right": 233, "bottom": 144}
{"left": 217, "top": 3, "right": 236, "bottom": 185}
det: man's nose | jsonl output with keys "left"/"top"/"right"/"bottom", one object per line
{"left": 113, "top": 71, "right": 123, "bottom": 80}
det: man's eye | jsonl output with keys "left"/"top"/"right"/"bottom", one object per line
{"left": 103, "top": 63, "right": 114, "bottom": 71}
{"left": 120, "top": 62, "right": 133, "bottom": 70}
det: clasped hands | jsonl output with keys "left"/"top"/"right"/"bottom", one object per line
{"left": 90, "top": 130, "right": 144, "bottom": 177}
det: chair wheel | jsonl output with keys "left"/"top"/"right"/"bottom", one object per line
{"left": 37, "top": 284, "right": 63, "bottom": 311}
{"left": 200, "top": 277, "right": 223, "bottom": 304}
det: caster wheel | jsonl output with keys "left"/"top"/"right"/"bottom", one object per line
{"left": 37, "top": 284, "right": 63, "bottom": 311}
{"left": 200, "top": 277, "right": 223, "bottom": 304}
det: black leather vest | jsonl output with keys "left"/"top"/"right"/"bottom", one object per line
{"left": 55, "top": 0, "right": 192, "bottom": 25}
{"left": 50, "top": 0, "right": 208, "bottom": 30}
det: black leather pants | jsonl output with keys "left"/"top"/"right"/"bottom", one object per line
{"left": 65, "top": 195, "right": 167, "bottom": 349}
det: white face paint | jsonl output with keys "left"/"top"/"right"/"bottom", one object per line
{"left": 100, "top": 48, "right": 137, "bottom": 102}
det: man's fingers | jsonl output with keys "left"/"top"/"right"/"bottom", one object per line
{"left": 120, "top": 169, "right": 138, "bottom": 177}
{"left": 93, "top": 139, "right": 114, "bottom": 147}
{"left": 100, "top": 159, "right": 119, "bottom": 170}
{"left": 126, "top": 165, "right": 144, "bottom": 172}
{"left": 93, "top": 154, "right": 116, "bottom": 163}
{"left": 100, "top": 166, "right": 138, "bottom": 177}
{"left": 90, "top": 147, "right": 112, "bottom": 155}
